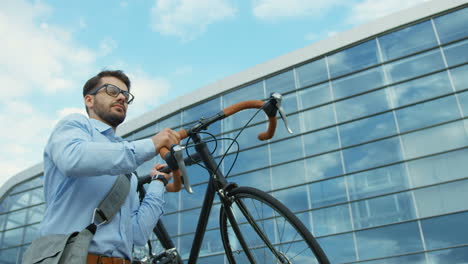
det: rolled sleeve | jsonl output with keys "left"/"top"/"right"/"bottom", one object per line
{"left": 132, "top": 138, "right": 156, "bottom": 164}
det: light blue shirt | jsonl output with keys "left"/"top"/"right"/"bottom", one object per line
{"left": 40, "top": 113, "right": 164, "bottom": 260}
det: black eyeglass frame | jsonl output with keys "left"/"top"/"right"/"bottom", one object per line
{"left": 87, "top": 83, "right": 135, "bottom": 104}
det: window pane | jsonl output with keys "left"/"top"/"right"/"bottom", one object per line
{"left": 9, "top": 192, "right": 30, "bottom": 210}
{"left": 2, "top": 228, "right": 24, "bottom": 248}
{"left": 224, "top": 145, "right": 270, "bottom": 175}
{"left": 414, "top": 179, "right": 468, "bottom": 218}
{"left": 312, "top": 204, "right": 352, "bottom": 236}
{"left": 271, "top": 185, "right": 309, "bottom": 213}
{"left": 271, "top": 160, "right": 306, "bottom": 190}
{"left": 230, "top": 168, "right": 272, "bottom": 191}
{"left": 298, "top": 83, "right": 332, "bottom": 109}
{"left": 335, "top": 89, "right": 391, "bottom": 123}
{"left": 182, "top": 97, "right": 221, "bottom": 124}
{"left": 343, "top": 137, "right": 403, "bottom": 173}
{"left": 328, "top": 39, "right": 380, "bottom": 78}
{"left": 0, "top": 248, "right": 18, "bottom": 264}
{"left": 379, "top": 20, "right": 438, "bottom": 61}
{"left": 435, "top": 7, "right": 468, "bottom": 44}
{"left": 296, "top": 58, "right": 328, "bottom": 88}
{"left": 389, "top": 71, "right": 452, "bottom": 108}
{"left": 347, "top": 163, "right": 410, "bottom": 200}
{"left": 181, "top": 183, "right": 207, "bottom": 210}
{"left": 458, "top": 91, "right": 468, "bottom": 117}
{"left": 27, "top": 204, "right": 45, "bottom": 224}
{"left": 339, "top": 112, "right": 397, "bottom": 147}
{"left": 385, "top": 49, "right": 445, "bottom": 83}
{"left": 360, "top": 253, "right": 426, "bottom": 264}
{"left": 5, "top": 209, "right": 27, "bottom": 229}
{"left": 305, "top": 151, "right": 343, "bottom": 182}
{"left": 10, "top": 176, "right": 43, "bottom": 194}
{"left": 309, "top": 177, "right": 347, "bottom": 208}
{"left": 401, "top": 120, "right": 468, "bottom": 159}
{"left": 444, "top": 38, "right": 468, "bottom": 67}
{"left": 300, "top": 104, "right": 335, "bottom": 131}
{"left": 332, "top": 67, "right": 385, "bottom": 99}
{"left": 450, "top": 64, "right": 468, "bottom": 91}
{"left": 303, "top": 127, "right": 339, "bottom": 156}
{"left": 164, "top": 191, "right": 179, "bottom": 214}
{"left": 427, "top": 246, "right": 468, "bottom": 264}
{"left": 265, "top": 70, "right": 295, "bottom": 95}
{"left": 396, "top": 95, "right": 461, "bottom": 132}
{"left": 23, "top": 223, "right": 40, "bottom": 244}
{"left": 317, "top": 233, "right": 356, "bottom": 263}
{"left": 422, "top": 212, "right": 468, "bottom": 250}
{"left": 158, "top": 113, "right": 181, "bottom": 130}
{"left": 132, "top": 122, "right": 159, "bottom": 140}
{"left": 161, "top": 213, "right": 179, "bottom": 236}
{"left": 407, "top": 148, "right": 468, "bottom": 188}
{"left": 352, "top": 192, "right": 416, "bottom": 229}
{"left": 356, "top": 221, "right": 423, "bottom": 260}
{"left": 274, "top": 113, "right": 301, "bottom": 139}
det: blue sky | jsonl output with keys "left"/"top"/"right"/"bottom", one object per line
{"left": 0, "top": 0, "right": 429, "bottom": 186}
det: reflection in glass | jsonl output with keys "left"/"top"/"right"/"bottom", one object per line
{"left": 5, "top": 209, "right": 27, "bottom": 229}
{"left": 313, "top": 204, "right": 352, "bottom": 237}
{"left": 231, "top": 168, "right": 272, "bottom": 191}
{"left": 328, "top": 39, "right": 380, "bottom": 78}
{"left": 385, "top": 49, "right": 445, "bottom": 83}
{"left": 281, "top": 91, "right": 298, "bottom": 114}
{"left": 356, "top": 221, "right": 423, "bottom": 260}
{"left": 9, "top": 192, "right": 30, "bottom": 211}
{"left": 10, "top": 176, "right": 43, "bottom": 194}
{"left": 0, "top": 247, "right": 18, "bottom": 264}
{"left": 339, "top": 112, "right": 397, "bottom": 147}
{"left": 335, "top": 89, "right": 391, "bottom": 123}
{"left": 310, "top": 177, "right": 347, "bottom": 208}
{"left": 347, "top": 164, "right": 409, "bottom": 200}
{"left": 2, "top": 228, "right": 24, "bottom": 248}
{"left": 164, "top": 191, "right": 179, "bottom": 214}
{"left": 359, "top": 253, "right": 426, "bottom": 264}
{"left": 299, "top": 83, "right": 332, "bottom": 109}
{"left": 270, "top": 137, "right": 303, "bottom": 164}
{"left": 265, "top": 70, "right": 295, "bottom": 95}
{"left": 197, "top": 254, "right": 225, "bottom": 264}
{"left": 352, "top": 192, "right": 416, "bottom": 229}
{"left": 132, "top": 122, "right": 159, "bottom": 140}
{"left": 379, "top": 20, "right": 438, "bottom": 61}
{"left": 182, "top": 97, "right": 221, "bottom": 124}
{"left": 427, "top": 246, "right": 468, "bottom": 264}
{"left": 443, "top": 38, "right": 468, "bottom": 66}
{"left": 422, "top": 211, "right": 468, "bottom": 250}
{"left": 332, "top": 67, "right": 385, "bottom": 99}
{"left": 296, "top": 58, "right": 328, "bottom": 88}
{"left": 223, "top": 145, "right": 270, "bottom": 175}
{"left": 271, "top": 185, "right": 309, "bottom": 213}
{"left": 451, "top": 64, "right": 468, "bottom": 91}
{"left": 303, "top": 127, "right": 339, "bottom": 156}
{"left": 271, "top": 160, "right": 305, "bottom": 190}
{"left": 23, "top": 223, "right": 39, "bottom": 244}
{"left": 300, "top": 104, "right": 335, "bottom": 131}
{"left": 401, "top": 120, "right": 468, "bottom": 159}
{"left": 27, "top": 204, "right": 45, "bottom": 224}
{"left": 274, "top": 113, "right": 301, "bottom": 139}
{"left": 414, "top": 179, "right": 468, "bottom": 218}
{"left": 181, "top": 183, "right": 207, "bottom": 210}
{"left": 305, "top": 151, "right": 343, "bottom": 182}
{"left": 179, "top": 208, "right": 201, "bottom": 235}
{"left": 458, "top": 91, "right": 468, "bottom": 117}
{"left": 158, "top": 113, "right": 181, "bottom": 130}
{"left": 343, "top": 137, "right": 403, "bottom": 173}
{"left": 317, "top": 232, "right": 356, "bottom": 263}
{"left": 396, "top": 95, "right": 461, "bottom": 132}
{"left": 434, "top": 7, "right": 468, "bottom": 44}
{"left": 161, "top": 213, "right": 179, "bottom": 236}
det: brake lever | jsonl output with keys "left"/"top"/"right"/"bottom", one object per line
{"left": 271, "top": 93, "right": 293, "bottom": 134}
{"left": 171, "top": 145, "right": 193, "bottom": 194}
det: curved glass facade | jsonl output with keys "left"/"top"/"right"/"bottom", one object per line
{"left": 1, "top": 4, "right": 468, "bottom": 264}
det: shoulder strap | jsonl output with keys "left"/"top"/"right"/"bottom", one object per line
{"left": 93, "top": 174, "right": 131, "bottom": 224}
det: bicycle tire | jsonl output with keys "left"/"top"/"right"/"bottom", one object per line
{"left": 219, "top": 187, "right": 330, "bottom": 264}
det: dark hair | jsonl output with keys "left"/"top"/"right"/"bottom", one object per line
{"left": 83, "top": 70, "right": 131, "bottom": 97}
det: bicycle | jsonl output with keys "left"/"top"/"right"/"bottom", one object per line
{"left": 134, "top": 93, "right": 330, "bottom": 264}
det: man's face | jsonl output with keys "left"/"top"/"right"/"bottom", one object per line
{"left": 89, "top": 76, "right": 129, "bottom": 128}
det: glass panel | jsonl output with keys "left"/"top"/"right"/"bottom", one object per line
{"left": 158, "top": 112, "right": 181, "bottom": 130}
{"left": 360, "top": 253, "right": 426, "bottom": 264}
{"left": 356, "top": 221, "right": 423, "bottom": 260}
{"left": 296, "top": 58, "right": 328, "bottom": 88}
{"left": 300, "top": 104, "right": 335, "bottom": 131}
{"left": 379, "top": 20, "right": 438, "bottom": 61}
{"left": 313, "top": 204, "right": 352, "bottom": 236}
{"left": 10, "top": 176, "right": 43, "bottom": 194}
{"left": 335, "top": 89, "right": 391, "bottom": 123}
{"left": 451, "top": 64, "right": 468, "bottom": 91}
{"left": 348, "top": 164, "right": 410, "bottom": 200}
{"left": 343, "top": 137, "right": 403, "bottom": 173}
{"left": 351, "top": 192, "right": 416, "bottom": 229}
{"left": 223, "top": 81, "right": 264, "bottom": 107}
{"left": 197, "top": 254, "right": 225, "bottom": 264}
{"left": 303, "top": 127, "right": 339, "bottom": 156}
{"left": 422, "top": 211, "right": 468, "bottom": 250}
{"left": 5, "top": 209, "right": 27, "bottom": 229}
{"left": 305, "top": 151, "right": 343, "bottom": 182}
{"left": 0, "top": 247, "right": 18, "bottom": 264}
{"left": 444, "top": 38, "right": 468, "bottom": 67}
{"left": 182, "top": 97, "right": 221, "bottom": 124}
{"left": 161, "top": 213, "right": 178, "bottom": 236}
{"left": 317, "top": 232, "right": 357, "bottom": 263}
{"left": 271, "top": 160, "right": 305, "bottom": 190}
{"left": 435, "top": 7, "right": 468, "bottom": 44}
{"left": 339, "top": 112, "right": 397, "bottom": 147}
{"left": 271, "top": 185, "right": 309, "bottom": 213}
{"left": 9, "top": 192, "right": 30, "bottom": 211}
{"left": 396, "top": 95, "right": 461, "bottom": 132}
{"left": 414, "top": 179, "right": 468, "bottom": 218}
{"left": 229, "top": 168, "right": 272, "bottom": 191}
{"left": 332, "top": 67, "right": 385, "bottom": 99}
{"left": 458, "top": 91, "right": 468, "bottom": 117}
{"left": 274, "top": 113, "right": 301, "bottom": 140}
{"left": 29, "top": 188, "right": 44, "bottom": 205}
{"left": 408, "top": 148, "right": 468, "bottom": 188}
{"left": 0, "top": 197, "right": 11, "bottom": 214}
{"left": 2, "top": 228, "right": 24, "bottom": 248}
{"left": 427, "top": 246, "right": 468, "bottom": 264}
{"left": 281, "top": 91, "right": 298, "bottom": 114}
{"left": 27, "top": 204, "right": 45, "bottom": 224}
{"left": 328, "top": 39, "right": 380, "bottom": 78}
{"left": 132, "top": 122, "right": 159, "bottom": 140}
{"left": 389, "top": 71, "right": 452, "bottom": 107}
{"left": 199, "top": 229, "right": 224, "bottom": 256}
{"left": 164, "top": 191, "right": 179, "bottom": 214}
{"left": 309, "top": 177, "right": 347, "bottom": 208}
{"left": 270, "top": 137, "right": 303, "bottom": 165}
{"left": 179, "top": 208, "right": 200, "bottom": 234}
{"left": 401, "top": 120, "right": 468, "bottom": 159}
{"left": 385, "top": 49, "right": 445, "bottom": 83}
{"left": 298, "top": 83, "right": 332, "bottom": 109}
{"left": 223, "top": 145, "right": 270, "bottom": 175}
{"left": 181, "top": 183, "right": 207, "bottom": 210}
{"left": 23, "top": 223, "right": 39, "bottom": 244}
{"left": 265, "top": 70, "right": 295, "bottom": 95}
{"left": 223, "top": 122, "right": 268, "bottom": 154}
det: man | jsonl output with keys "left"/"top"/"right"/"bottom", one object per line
{"left": 39, "top": 70, "right": 180, "bottom": 263}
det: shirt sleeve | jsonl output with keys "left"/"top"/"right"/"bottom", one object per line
{"left": 46, "top": 114, "right": 156, "bottom": 177}
{"left": 131, "top": 180, "right": 166, "bottom": 246}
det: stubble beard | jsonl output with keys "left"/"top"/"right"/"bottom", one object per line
{"left": 93, "top": 101, "right": 126, "bottom": 128}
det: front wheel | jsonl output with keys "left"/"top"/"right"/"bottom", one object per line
{"left": 219, "top": 187, "right": 330, "bottom": 264}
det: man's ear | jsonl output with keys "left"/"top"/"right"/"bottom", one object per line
{"left": 84, "top": 95, "right": 94, "bottom": 110}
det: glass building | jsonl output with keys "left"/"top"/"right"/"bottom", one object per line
{"left": 1, "top": 0, "right": 468, "bottom": 263}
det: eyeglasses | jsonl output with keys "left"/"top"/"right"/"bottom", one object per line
{"left": 88, "top": 83, "right": 135, "bottom": 104}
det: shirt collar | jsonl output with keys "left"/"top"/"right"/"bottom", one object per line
{"left": 89, "top": 118, "right": 114, "bottom": 135}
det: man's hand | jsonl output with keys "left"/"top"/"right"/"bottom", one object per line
{"left": 151, "top": 128, "right": 181, "bottom": 154}
{"left": 150, "top": 163, "right": 173, "bottom": 182}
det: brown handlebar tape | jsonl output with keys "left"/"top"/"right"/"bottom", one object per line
{"left": 258, "top": 116, "right": 277, "bottom": 141}
{"left": 223, "top": 100, "right": 264, "bottom": 117}
{"left": 158, "top": 129, "right": 188, "bottom": 192}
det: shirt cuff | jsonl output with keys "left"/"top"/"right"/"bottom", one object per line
{"left": 133, "top": 138, "right": 156, "bottom": 164}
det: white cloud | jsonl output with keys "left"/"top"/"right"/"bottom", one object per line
{"left": 99, "top": 38, "right": 118, "bottom": 56}
{"left": 253, "top": 0, "right": 343, "bottom": 20}
{"left": 348, "top": 0, "right": 430, "bottom": 24}
{"left": 151, "top": 0, "right": 237, "bottom": 41}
